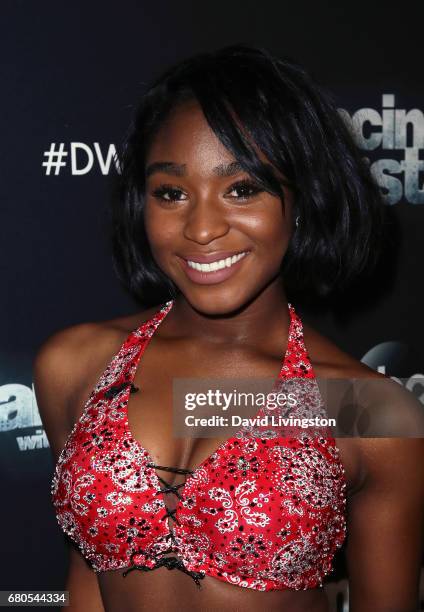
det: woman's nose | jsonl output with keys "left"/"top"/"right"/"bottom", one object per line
{"left": 183, "top": 197, "right": 230, "bottom": 244}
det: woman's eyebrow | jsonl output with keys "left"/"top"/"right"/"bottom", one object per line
{"left": 145, "top": 160, "right": 244, "bottom": 178}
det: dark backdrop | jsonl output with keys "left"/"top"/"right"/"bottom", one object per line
{"left": 1, "top": 1, "right": 423, "bottom": 609}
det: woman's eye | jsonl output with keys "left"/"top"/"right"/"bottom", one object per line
{"left": 151, "top": 185, "right": 187, "bottom": 203}
{"left": 227, "top": 180, "right": 263, "bottom": 200}
{"left": 150, "top": 179, "right": 262, "bottom": 204}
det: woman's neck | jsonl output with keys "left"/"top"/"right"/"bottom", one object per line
{"left": 166, "top": 278, "right": 290, "bottom": 346}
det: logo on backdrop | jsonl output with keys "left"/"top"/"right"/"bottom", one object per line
{"left": 0, "top": 383, "right": 49, "bottom": 451}
{"left": 339, "top": 94, "right": 424, "bottom": 205}
{"left": 361, "top": 341, "right": 424, "bottom": 402}
{"left": 42, "top": 142, "right": 120, "bottom": 176}
{"left": 41, "top": 94, "right": 423, "bottom": 205}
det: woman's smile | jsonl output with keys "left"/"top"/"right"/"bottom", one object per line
{"left": 177, "top": 250, "right": 251, "bottom": 285}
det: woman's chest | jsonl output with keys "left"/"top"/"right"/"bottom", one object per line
{"left": 54, "top": 398, "right": 347, "bottom": 570}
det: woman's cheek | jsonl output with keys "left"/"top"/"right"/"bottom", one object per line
{"left": 144, "top": 206, "right": 171, "bottom": 249}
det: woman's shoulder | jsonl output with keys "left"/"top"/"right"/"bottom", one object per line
{"left": 301, "top": 319, "right": 384, "bottom": 380}
{"left": 33, "top": 305, "right": 162, "bottom": 394}
{"left": 34, "top": 305, "right": 159, "bottom": 367}
{"left": 302, "top": 321, "right": 424, "bottom": 492}
{"left": 301, "top": 320, "right": 421, "bottom": 432}
{"left": 33, "top": 306, "right": 158, "bottom": 453}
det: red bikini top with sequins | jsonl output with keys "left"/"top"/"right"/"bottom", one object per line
{"left": 51, "top": 300, "right": 347, "bottom": 592}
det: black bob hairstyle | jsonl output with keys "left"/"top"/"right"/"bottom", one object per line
{"left": 111, "top": 43, "right": 385, "bottom": 307}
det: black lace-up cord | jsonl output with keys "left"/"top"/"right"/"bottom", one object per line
{"left": 147, "top": 463, "right": 194, "bottom": 475}
{"left": 165, "top": 531, "right": 178, "bottom": 545}
{"left": 162, "top": 506, "right": 180, "bottom": 525}
{"left": 155, "top": 475, "right": 186, "bottom": 499}
{"left": 123, "top": 549, "right": 205, "bottom": 589}
{"left": 147, "top": 462, "right": 194, "bottom": 524}
{"left": 121, "top": 462, "right": 204, "bottom": 588}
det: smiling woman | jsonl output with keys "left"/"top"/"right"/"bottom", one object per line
{"left": 34, "top": 43, "right": 424, "bottom": 612}
{"left": 112, "top": 44, "right": 384, "bottom": 311}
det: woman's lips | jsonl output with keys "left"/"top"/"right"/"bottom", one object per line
{"left": 178, "top": 251, "right": 250, "bottom": 285}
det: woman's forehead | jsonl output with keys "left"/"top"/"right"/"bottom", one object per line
{"left": 146, "top": 100, "right": 283, "bottom": 180}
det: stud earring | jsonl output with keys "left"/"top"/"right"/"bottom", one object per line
{"left": 295, "top": 215, "right": 300, "bottom": 228}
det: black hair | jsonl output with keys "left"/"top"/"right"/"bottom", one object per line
{"left": 111, "top": 43, "right": 385, "bottom": 307}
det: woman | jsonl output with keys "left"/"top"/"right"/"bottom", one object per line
{"left": 34, "top": 44, "right": 424, "bottom": 612}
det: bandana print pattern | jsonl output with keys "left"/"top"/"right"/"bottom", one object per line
{"left": 51, "top": 300, "right": 347, "bottom": 591}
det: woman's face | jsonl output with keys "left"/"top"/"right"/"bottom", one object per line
{"left": 144, "top": 98, "right": 294, "bottom": 314}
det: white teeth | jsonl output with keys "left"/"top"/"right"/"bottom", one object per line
{"left": 187, "top": 251, "right": 248, "bottom": 272}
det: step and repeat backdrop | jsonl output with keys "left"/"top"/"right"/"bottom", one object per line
{"left": 1, "top": 2, "right": 423, "bottom": 610}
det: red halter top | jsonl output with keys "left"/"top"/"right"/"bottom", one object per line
{"left": 51, "top": 300, "right": 347, "bottom": 592}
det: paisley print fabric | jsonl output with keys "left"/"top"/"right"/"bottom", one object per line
{"left": 51, "top": 300, "right": 347, "bottom": 591}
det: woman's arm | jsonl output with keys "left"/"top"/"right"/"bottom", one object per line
{"left": 33, "top": 326, "right": 106, "bottom": 612}
{"left": 65, "top": 546, "right": 105, "bottom": 612}
{"left": 346, "top": 437, "right": 424, "bottom": 612}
